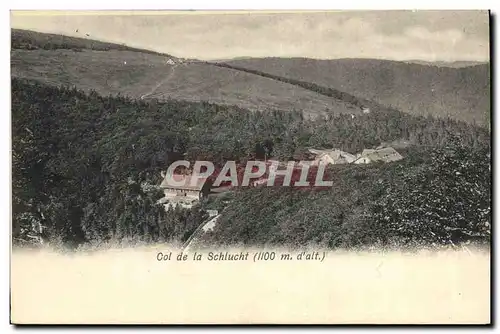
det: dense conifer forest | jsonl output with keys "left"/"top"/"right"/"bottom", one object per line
{"left": 12, "top": 78, "right": 491, "bottom": 249}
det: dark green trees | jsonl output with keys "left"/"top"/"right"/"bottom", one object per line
{"left": 372, "top": 141, "right": 491, "bottom": 247}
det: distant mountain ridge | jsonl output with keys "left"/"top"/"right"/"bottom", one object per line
{"left": 219, "top": 56, "right": 489, "bottom": 69}
{"left": 226, "top": 57, "right": 490, "bottom": 127}
{"left": 11, "top": 28, "right": 178, "bottom": 59}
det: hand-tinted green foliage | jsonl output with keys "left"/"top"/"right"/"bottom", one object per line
{"left": 11, "top": 78, "right": 490, "bottom": 249}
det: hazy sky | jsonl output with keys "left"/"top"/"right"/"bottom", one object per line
{"left": 11, "top": 10, "right": 490, "bottom": 61}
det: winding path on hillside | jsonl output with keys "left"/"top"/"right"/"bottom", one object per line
{"left": 139, "top": 58, "right": 378, "bottom": 115}
{"left": 137, "top": 57, "right": 390, "bottom": 117}
{"left": 140, "top": 62, "right": 183, "bottom": 100}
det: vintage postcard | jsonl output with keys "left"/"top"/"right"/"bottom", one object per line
{"left": 10, "top": 10, "right": 491, "bottom": 324}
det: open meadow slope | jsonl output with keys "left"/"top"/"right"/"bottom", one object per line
{"left": 11, "top": 30, "right": 363, "bottom": 118}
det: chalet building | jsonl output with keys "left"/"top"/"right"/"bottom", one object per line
{"left": 160, "top": 173, "right": 211, "bottom": 201}
{"left": 308, "top": 148, "right": 356, "bottom": 165}
{"left": 304, "top": 146, "right": 404, "bottom": 165}
{"left": 207, "top": 210, "right": 219, "bottom": 217}
{"left": 353, "top": 147, "right": 403, "bottom": 164}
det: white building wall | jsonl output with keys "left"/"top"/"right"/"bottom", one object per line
{"left": 354, "top": 157, "right": 372, "bottom": 164}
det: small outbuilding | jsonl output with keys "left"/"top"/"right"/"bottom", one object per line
{"left": 353, "top": 147, "right": 403, "bottom": 164}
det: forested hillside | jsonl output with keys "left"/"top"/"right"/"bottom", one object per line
{"left": 13, "top": 29, "right": 490, "bottom": 124}
{"left": 12, "top": 79, "right": 491, "bottom": 249}
{"left": 201, "top": 144, "right": 490, "bottom": 249}
{"left": 11, "top": 30, "right": 364, "bottom": 119}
